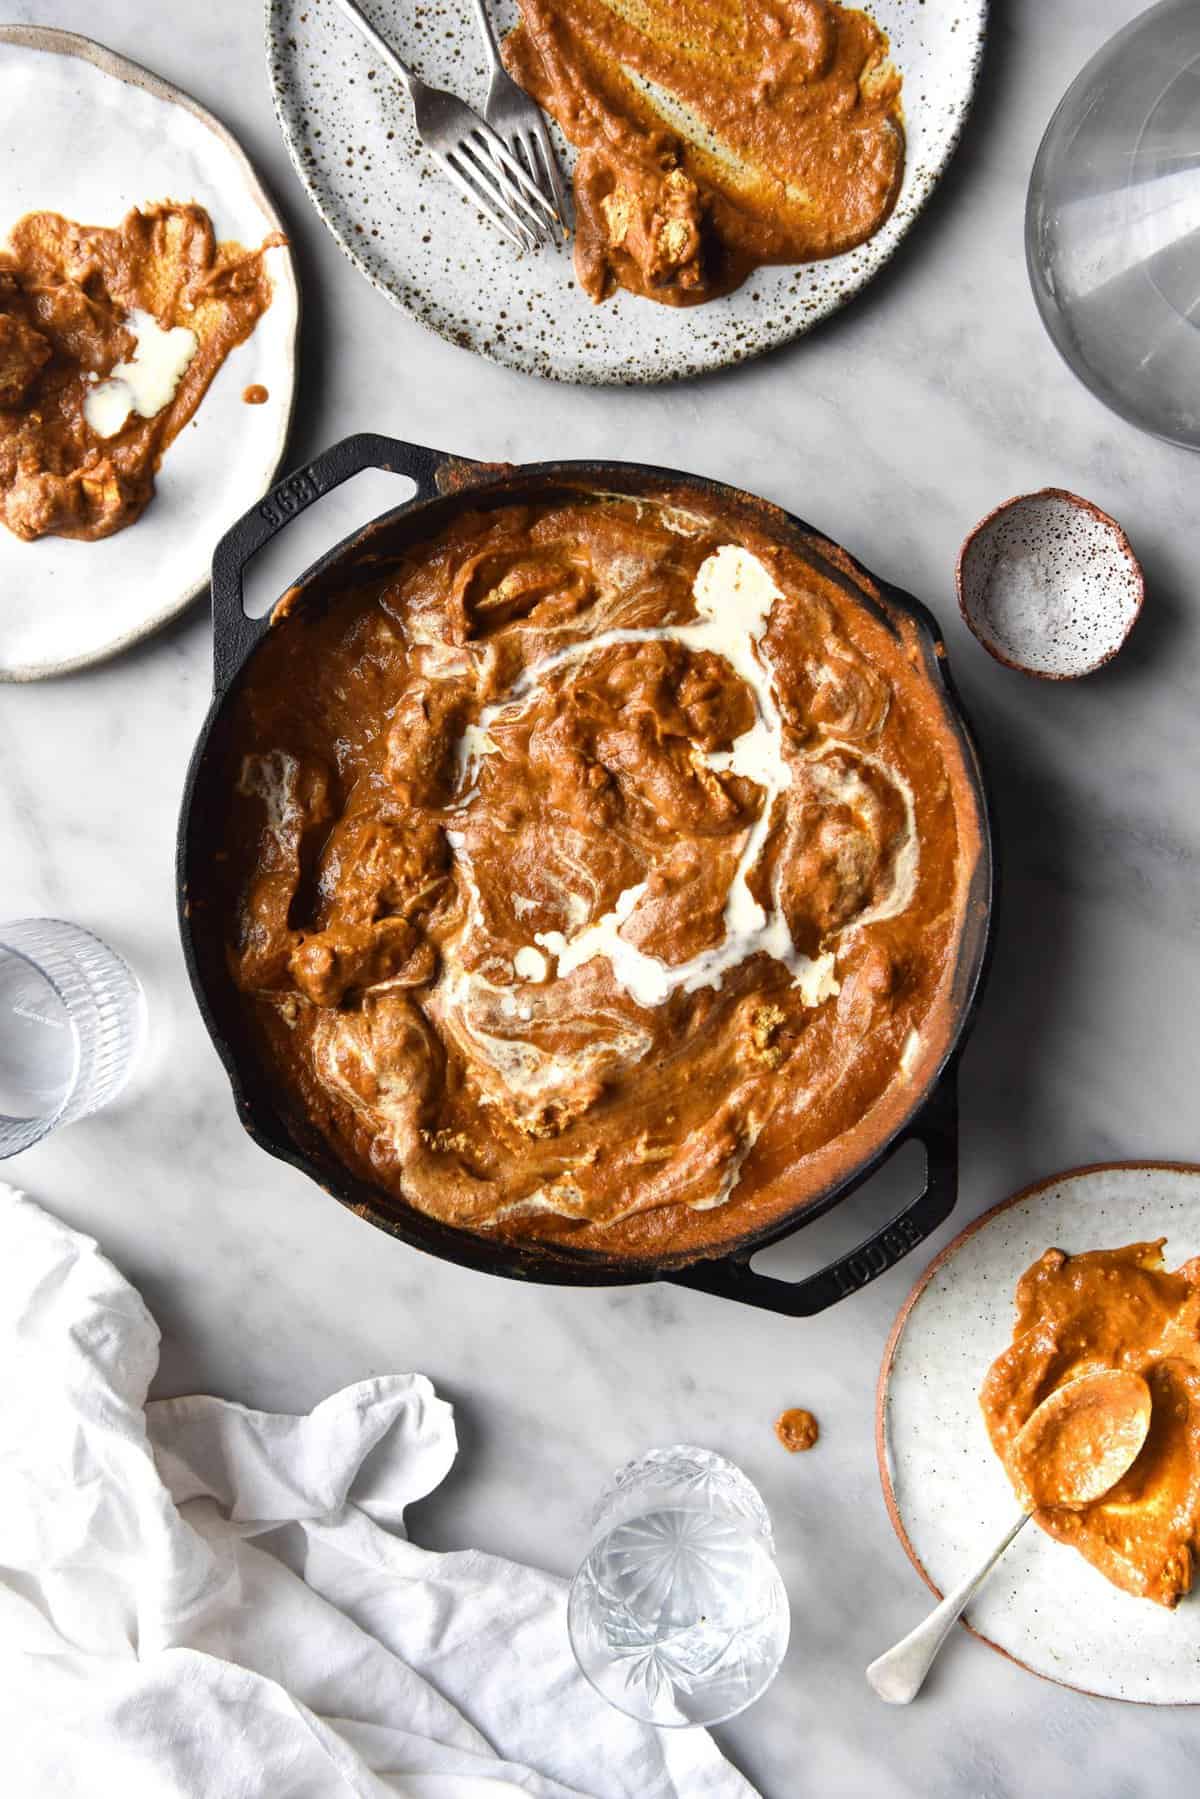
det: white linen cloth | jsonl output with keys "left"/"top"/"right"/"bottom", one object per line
{"left": 0, "top": 1185, "right": 758, "bottom": 1799}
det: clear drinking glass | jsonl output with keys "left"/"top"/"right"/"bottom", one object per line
{"left": 0, "top": 919, "right": 145, "bottom": 1159}
{"left": 567, "top": 1445, "right": 790, "bottom": 1728}
{"left": 1026, "top": 0, "right": 1200, "bottom": 449}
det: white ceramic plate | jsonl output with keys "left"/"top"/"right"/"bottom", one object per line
{"left": 266, "top": 0, "right": 986, "bottom": 385}
{"left": 878, "top": 1163, "right": 1200, "bottom": 1703}
{"left": 0, "top": 27, "right": 300, "bottom": 681}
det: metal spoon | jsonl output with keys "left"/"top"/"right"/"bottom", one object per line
{"left": 867, "top": 1368, "right": 1153, "bottom": 1705}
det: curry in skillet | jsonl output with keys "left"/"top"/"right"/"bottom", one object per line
{"left": 503, "top": 0, "right": 904, "bottom": 306}
{"left": 212, "top": 489, "right": 979, "bottom": 1260}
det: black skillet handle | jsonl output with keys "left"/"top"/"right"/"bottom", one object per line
{"left": 209, "top": 433, "right": 448, "bottom": 693}
{"left": 665, "top": 1074, "right": 959, "bottom": 1317}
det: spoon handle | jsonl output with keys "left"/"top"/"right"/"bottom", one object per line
{"left": 866, "top": 1512, "right": 1030, "bottom": 1704}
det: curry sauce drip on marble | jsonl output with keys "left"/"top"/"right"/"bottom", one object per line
{"left": 218, "top": 493, "right": 976, "bottom": 1258}
{"left": 503, "top": 0, "right": 903, "bottom": 306}
{"left": 982, "top": 1242, "right": 1200, "bottom": 1608}
{"left": 0, "top": 202, "right": 279, "bottom": 542}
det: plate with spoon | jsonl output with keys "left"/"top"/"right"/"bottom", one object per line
{"left": 266, "top": 0, "right": 987, "bottom": 384}
{"left": 875, "top": 1163, "right": 1200, "bottom": 1704}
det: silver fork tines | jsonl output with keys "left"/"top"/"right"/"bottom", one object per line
{"left": 471, "top": 128, "right": 561, "bottom": 233}
{"left": 467, "top": 0, "right": 569, "bottom": 244}
{"left": 331, "top": 0, "right": 549, "bottom": 251}
{"left": 440, "top": 142, "right": 537, "bottom": 250}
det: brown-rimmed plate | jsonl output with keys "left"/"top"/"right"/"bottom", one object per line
{"left": 877, "top": 1162, "right": 1200, "bottom": 1703}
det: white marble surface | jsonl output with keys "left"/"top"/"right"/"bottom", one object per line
{"left": 4, "top": 1, "right": 1200, "bottom": 1793}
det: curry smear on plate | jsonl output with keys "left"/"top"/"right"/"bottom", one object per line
{"left": 503, "top": 0, "right": 903, "bottom": 306}
{"left": 775, "top": 1407, "right": 819, "bottom": 1451}
{"left": 211, "top": 489, "right": 979, "bottom": 1262}
{"left": 982, "top": 1241, "right": 1200, "bottom": 1608}
{"left": 0, "top": 202, "right": 281, "bottom": 543}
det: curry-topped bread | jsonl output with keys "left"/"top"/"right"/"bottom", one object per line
{"left": 503, "top": 0, "right": 904, "bottom": 306}
{"left": 215, "top": 489, "right": 980, "bottom": 1259}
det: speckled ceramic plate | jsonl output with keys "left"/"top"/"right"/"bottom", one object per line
{"left": 878, "top": 1163, "right": 1200, "bottom": 1703}
{"left": 266, "top": 0, "right": 987, "bottom": 384}
{"left": 0, "top": 27, "right": 299, "bottom": 681}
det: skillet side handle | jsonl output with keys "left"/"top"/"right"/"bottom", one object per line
{"left": 209, "top": 432, "right": 447, "bottom": 693}
{"left": 664, "top": 1076, "right": 959, "bottom": 1317}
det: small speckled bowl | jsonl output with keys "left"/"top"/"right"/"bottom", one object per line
{"left": 956, "top": 488, "right": 1144, "bottom": 680}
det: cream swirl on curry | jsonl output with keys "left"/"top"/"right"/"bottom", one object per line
{"left": 218, "top": 491, "right": 978, "bottom": 1258}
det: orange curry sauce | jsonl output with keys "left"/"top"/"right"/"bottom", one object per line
{"left": 213, "top": 490, "right": 979, "bottom": 1261}
{"left": 982, "top": 1242, "right": 1200, "bottom": 1607}
{"left": 0, "top": 202, "right": 280, "bottom": 542}
{"left": 503, "top": 0, "right": 903, "bottom": 305}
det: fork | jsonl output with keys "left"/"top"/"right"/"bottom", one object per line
{"left": 330, "top": 0, "right": 559, "bottom": 251}
{"left": 466, "top": 0, "right": 570, "bottom": 241}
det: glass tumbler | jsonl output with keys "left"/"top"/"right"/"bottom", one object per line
{"left": 567, "top": 1445, "right": 790, "bottom": 1728}
{"left": 0, "top": 919, "right": 145, "bottom": 1159}
{"left": 1026, "top": 0, "right": 1200, "bottom": 449}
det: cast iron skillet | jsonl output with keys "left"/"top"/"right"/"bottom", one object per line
{"left": 178, "top": 433, "right": 994, "bottom": 1316}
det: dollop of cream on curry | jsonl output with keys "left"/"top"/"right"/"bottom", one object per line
{"left": 0, "top": 202, "right": 280, "bottom": 543}
{"left": 211, "top": 491, "right": 979, "bottom": 1260}
{"left": 503, "top": 0, "right": 903, "bottom": 305}
{"left": 982, "top": 1241, "right": 1200, "bottom": 1608}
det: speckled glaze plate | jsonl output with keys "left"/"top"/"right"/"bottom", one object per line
{"left": 266, "top": 0, "right": 987, "bottom": 384}
{"left": 0, "top": 27, "right": 299, "bottom": 681}
{"left": 878, "top": 1163, "right": 1200, "bottom": 1703}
